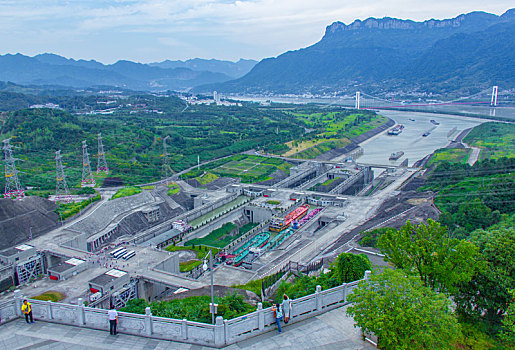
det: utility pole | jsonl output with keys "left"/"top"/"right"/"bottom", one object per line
{"left": 96, "top": 133, "right": 109, "bottom": 174}
{"left": 3, "top": 139, "right": 25, "bottom": 200}
{"left": 55, "top": 150, "right": 72, "bottom": 203}
{"left": 81, "top": 141, "right": 96, "bottom": 187}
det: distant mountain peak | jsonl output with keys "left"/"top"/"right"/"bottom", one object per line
{"left": 324, "top": 10, "right": 504, "bottom": 36}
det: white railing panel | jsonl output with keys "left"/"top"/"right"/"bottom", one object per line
{"left": 117, "top": 312, "right": 146, "bottom": 336}
{"left": 151, "top": 317, "right": 182, "bottom": 339}
{"left": 226, "top": 313, "right": 259, "bottom": 342}
{"left": 292, "top": 297, "right": 316, "bottom": 316}
{"left": 84, "top": 308, "right": 109, "bottom": 329}
{"left": 0, "top": 300, "right": 17, "bottom": 324}
{"left": 187, "top": 321, "right": 215, "bottom": 345}
{"left": 322, "top": 289, "right": 343, "bottom": 307}
{"left": 49, "top": 303, "right": 77, "bottom": 324}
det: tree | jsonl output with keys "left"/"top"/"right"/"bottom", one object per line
{"left": 378, "top": 219, "right": 478, "bottom": 293}
{"left": 455, "top": 227, "right": 515, "bottom": 330}
{"left": 330, "top": 253, "right": 371, "bottom": 284}
{"left": 500, "top": 290, "right": 515, "bottom": 345}
{"left": 347, "top": 269, "right": 460, "bottom": 350}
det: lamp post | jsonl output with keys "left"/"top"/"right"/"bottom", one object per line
{"left": 203, "top": 249, "right": 216, "bottom": 324}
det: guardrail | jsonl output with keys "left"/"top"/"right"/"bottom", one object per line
{"left": 2, "top": 271, "right": 370, "bottom": 348}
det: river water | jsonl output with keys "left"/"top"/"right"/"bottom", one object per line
{"left": 353, "top": 110, "right": 486, "bottom": 166}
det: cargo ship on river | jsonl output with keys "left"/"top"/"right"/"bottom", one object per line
{"left": 389, "top": 151, "right": 405, "bottom": 160}
{"left": 387, "top": 124, "right": 404, "bottom": 136}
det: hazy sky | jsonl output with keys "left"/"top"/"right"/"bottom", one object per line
{"left": 0, "top": 0, "right": 512, "bottom": 63}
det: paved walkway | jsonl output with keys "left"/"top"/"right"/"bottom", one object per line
{"left": 0, "top": 306, "right": 374, "bottom": 350}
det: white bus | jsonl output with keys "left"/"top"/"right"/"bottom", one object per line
{"left": 122, "top": 251, "right": 135, "bottom": 261}
{"left": 112, "top": 249, "right": 128, "bottom": 259}
{"left": 110, "top": 247, "right": 126, "bottom": 257}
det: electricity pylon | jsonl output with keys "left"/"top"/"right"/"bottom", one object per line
{"left": 81, "top": 141, "right": 96, "bottom": 187}
{"left": 96, "top": 133, "right": 109, "bottom": 174}
{"left": 3, "top": 139, "right": 25, "bottom": 200}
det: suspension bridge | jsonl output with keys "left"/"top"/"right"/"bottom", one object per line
{"left": 330, "top": 86, "right": 514, "bottom": 118}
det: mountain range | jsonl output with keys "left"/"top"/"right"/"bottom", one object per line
{"left": 199, "top": 9, "right": 515, "bottom": 95}
{"left": 0, "top": 54, "right": 257, "bottom": 91}
{"left": 0, "top": 9, "right": 513, "bottom": 95}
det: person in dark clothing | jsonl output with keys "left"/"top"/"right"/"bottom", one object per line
{"left": 108, "top": 305, "right": 118, "bottom": 335}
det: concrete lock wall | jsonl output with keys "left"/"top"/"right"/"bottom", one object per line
{"left": 2, "top": 273, "right": 371, "bottom": 348}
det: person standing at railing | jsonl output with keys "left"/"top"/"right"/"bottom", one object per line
{"left": 108, "top": 305, "right": 118, "bottom": 335}
{"left": 281, "top": 294, "right": 292, "bottom": 324}
{"left": 21, "top": 299, "right": 34, "bottom": 324}
{"left": 272, "top": 303, "right": 283, "bottom": 333}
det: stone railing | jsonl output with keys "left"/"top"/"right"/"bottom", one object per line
{"left": 2, "top": 272, "right": 370, "bottom": 348}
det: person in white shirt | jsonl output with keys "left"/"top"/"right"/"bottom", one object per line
{"left": 108, "top": 306, "right": 118, "bottom": 335}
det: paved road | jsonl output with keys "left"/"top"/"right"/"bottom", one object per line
{"left": 467, "top": 146, "right": 481, "bottom": 165}
{"left": 0, "top": 306, "right": 374, "bottom": 350}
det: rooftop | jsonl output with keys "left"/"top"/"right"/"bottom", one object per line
{"left": 89, "top": 269, "right": 127, "bottom": 286}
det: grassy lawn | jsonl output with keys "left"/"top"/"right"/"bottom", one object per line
{"left": 232, "top": 279, "right": 263, "bottom": 296}
{"left": 165, "top": 245, "right": 222, "bottom": 272}
{"left": 321, "top": 177, "right": 339, "bottom": 186}
{"left": 428, "top": 148, "right": 471, "bottom": 165}
{"left": 266, "top": 200, "right": 281, "bottom": 205}
{"left": 179, "top": 260, "right": 202, "bottom": 272}
{"left": 140, "top": 185, "right": 155, "bottom": 190}
{"left": 181, "top": 155, "right": 292, "bottom": 184}
{"left": 56, "top": 192, "right": 101, "bottom": 220}
{"left": 278, "top": 111, "right": 388, "bottom": 159}
{"left": 167, "top": 182, "right": 180, "bottom": 195}
{"left": 184, "top": 222, "right": 259, "bottom": 248}
{"left": 32, "top": 291, "right": 66, "bottom": 302}
{"left": 464, "top": 122, "right": 515, "bottom": 160}
{"left": 111, "top": 186, "right": 142, "bottom": 200}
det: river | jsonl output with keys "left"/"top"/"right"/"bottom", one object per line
{"left": 352, "top": 110, "right": 486, "bottom": 166}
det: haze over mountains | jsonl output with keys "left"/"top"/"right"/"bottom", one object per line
{"left": 0, "top": 9, "right": 513, "bottom": 95}
{"left": 0, "top": 54, "right": 257, "bottom": 91}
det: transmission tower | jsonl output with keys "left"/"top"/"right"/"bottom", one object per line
{"left": 162, "top": 136, "right": 172, "bottom": 184}
{"left": 55, "top": 150, "right": 72, "bottom": 203}
{"left": 81, "top": 141, "right": 96, "bottom": 187}
{"left": 96, "top": 133, "right": 109, "bottom": 174}
{"left": 490, "top": 86, "right": 498, "bottom": 106}
{"left": 355, "top": 91, "right": 361, "bottom": 109}
{"left": 3, "top": 139, "right": 25, "bottom": 200}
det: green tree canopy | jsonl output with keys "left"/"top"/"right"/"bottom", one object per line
{"left": 330, "top": 253, "right": 371, "bottom": 284}
{"left": 347, "top": 269, "right": 460, "bottom": 350}
{"left": 455, "top": 227, "right": 515, "bottom": 329}
{"left": 377, "top": 219, "right": 478, "bottom": 293}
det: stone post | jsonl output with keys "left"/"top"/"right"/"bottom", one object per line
{"left": 257, "top": 302, "right": 264, "bottom": 331}
{"left": 315, "top": 285, "right": 322, "bottom": 311}
{"left": 145, "top": 307, "right": 152, "bottom": 336}
{"left": 47, "top": 300, "right": 53, "bottom": 320}
{"left": 77, "top": 298, "right": 85, "bottom": 325}
{"left": 214, "top": 316, "right": 225, "bottom": 347}
{"left": 364, "top": 270, "right": 371, "bottom": 280}
{"left": 14, "top": 290, "right": 22, "bottom": 316}
{"left": 342, "top": 283, "right": 348, "bottom": 303}
{"left": 181, "top": 319, "right": 188, "bottom": 340}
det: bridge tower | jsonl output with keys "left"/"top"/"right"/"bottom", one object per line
{"left": 490, "top": 86, "right": 498, "bottom": 106}
{"left": 96, "top": 133, "right": 109, "bottom": 174}
{"left": 355, "top": 91, "right": 361, "bottom": 109}
{"left": 81, "top": 141, "right": 96, "bottom": 187}
{"left": 162, "top": 136, "right": 172, "bottom": 184}
{"left": 55, "top": 150, "right": 72, "bottom": 203}
{"left": 2, "top": 139, "right": 25, "bottom": 200}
